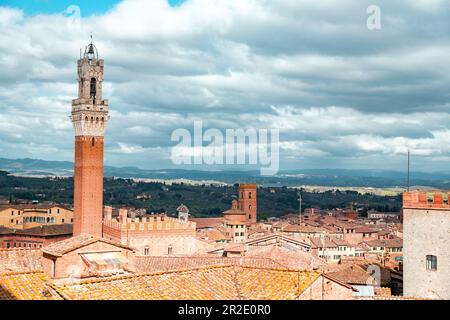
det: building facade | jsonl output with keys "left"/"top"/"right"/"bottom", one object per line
{"left": 71, "top": 41, "right": 109, "bottom": 237}
{"left": 0, "top": 205, "right": 73, "bottom": 229}
{"left": 402, "top": 191, "right": 450, "bottom": 299}
{"left": 102, "top": 207, "right": 197, "bottom": 256}
{"left": 223, "top": 199, "right": 249, "bottom": 243}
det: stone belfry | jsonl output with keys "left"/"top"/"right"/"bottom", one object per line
{"left": 70, "top": 40, "right": 109, "bottom": 237}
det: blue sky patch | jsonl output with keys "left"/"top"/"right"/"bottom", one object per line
{"left": 1, "top": 0, "right": 186, "bottom": 16}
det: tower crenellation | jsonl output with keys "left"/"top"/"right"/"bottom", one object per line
{"left": 71, "top": 42, "right": 109, "bottom": 138}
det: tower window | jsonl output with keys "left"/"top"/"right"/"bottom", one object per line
{"left": 90, "top": 78, "right": 96, "bottom": 98}
{"left": 249, "top": 192, "right": 252, "bottom": 199}
{"left": 91, "top": 137, "right": 95, "bottom": 147}
{"left": 426, "top": 255, "right": 437, "bottom": 271}
{"left": 144, "top": 246, "right": 150, "bottom": 256}
{"left": 168, "top": 245, "right": 173, "bottom": 255}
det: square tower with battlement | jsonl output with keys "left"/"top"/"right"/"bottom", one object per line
{"left": 402, "top": 191, "right": 450, "bottom": 299}
{"left": 70, "top": 41, "right": 109, "bottom": 237}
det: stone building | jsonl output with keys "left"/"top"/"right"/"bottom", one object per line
{"left": 0, "top": 205, "right": 73, "bottom": 229}
{"left": 0, "top": 224, "right": 72, "bottom": 249}
{"left": 223, "top": 199, "right": 249, "bottom": 243}
{"left": 402, "top": 191, "right": 450, "bottom": 299}
{"left": 102, "top": 207, "right": 197, "bottom": 256}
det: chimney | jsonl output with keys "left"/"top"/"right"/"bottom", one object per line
{"left": 119, "top": 208, "right": 128, "bottom": 225}
{"left": 104, "top": 206, "right": 112, "bottom": 221}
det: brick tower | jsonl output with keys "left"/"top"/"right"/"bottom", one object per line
{"left": 70, "top": 40, "right": 109, "bottom": 237}
{"left": 238, "top": 184, "right": 257, "bottom": 224}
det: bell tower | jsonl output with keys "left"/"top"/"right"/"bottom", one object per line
{"left": 238, "top": 184, "right": 257, "bottom": 224}
{"left": 70, "top": 40, "right": 109, "bottom": 237}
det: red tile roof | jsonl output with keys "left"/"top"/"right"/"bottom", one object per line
{"left": 42, "top": 235, "right": 131, "bottom": 257}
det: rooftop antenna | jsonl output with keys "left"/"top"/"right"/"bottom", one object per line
{"left": 298, "top": 190, "right": 302, "bottom": 226}
{"left": 407, "top": 149, "right": 410, "bottom": 192}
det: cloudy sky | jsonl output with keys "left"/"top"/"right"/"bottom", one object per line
{"left": 1, "top": 0, "right": 450, "bottom": 172}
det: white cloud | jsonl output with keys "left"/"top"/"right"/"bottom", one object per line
{"left": 1, "top": 1, "right": 450, "bottom": 171}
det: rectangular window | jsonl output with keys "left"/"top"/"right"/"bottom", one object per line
{"left": 426, "top": 255, "right": 437, "bottom": 271}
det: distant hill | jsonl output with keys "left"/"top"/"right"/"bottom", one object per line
{"left": 1, "top": 157, "right": 450, "bottom": 188}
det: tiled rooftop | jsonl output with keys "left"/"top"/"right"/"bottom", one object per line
{"left": 42, "top": 235, "right": 131, "bottom": 257}
{"left": 49, "top": 266, "right": 321, "bottom": 300}
{"left": 0, "top": 272, "right": 61, "bottom": 300}
{"left": 133, "top": 256, "right": 284, "bottom": 273}
{"left": 0, "top": 265, "right": 323, "bottom": 300}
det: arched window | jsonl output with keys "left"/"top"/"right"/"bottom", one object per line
{"left": 90, "top": 78, "right": 96, "bottom": 100}
{"left": 249, "top": 192, "right": 252, "bottom": 199}
{"left": 91, "top": 137, "right": 95, "bottom": 147}
{"left": 249, "top": 204, "right": 252, "bottom": 211}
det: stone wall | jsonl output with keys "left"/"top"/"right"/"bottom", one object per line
{"left": 403, "top": 191, "right": 450, "bottom": 299}
{"left": 103, "top": 216, "right": 197, "bottom": 256}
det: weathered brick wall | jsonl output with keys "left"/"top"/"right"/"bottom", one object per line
{"left": 299, "top": 275, "right": 353, "bottom": 300}
{"left": 47, "top": 242, "right": 132, "bottom": 279}
{"left": 103, "top": 217, "right": 197, "bottom": 255}
{"left": 0, "top": 248, "right": 42, "bottom": 274}
{"left": 73, "top": 136, "right": 104, "bottom": 237}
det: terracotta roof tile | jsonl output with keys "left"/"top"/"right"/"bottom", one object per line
{"left": 42, "top": 235, "right": 131, "bottom": 257}
{"left": 48, "top": 266, "right": 322, "bottom": 300}
{"left": 0, "top": 272, "right": 61, "bottom": 300}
